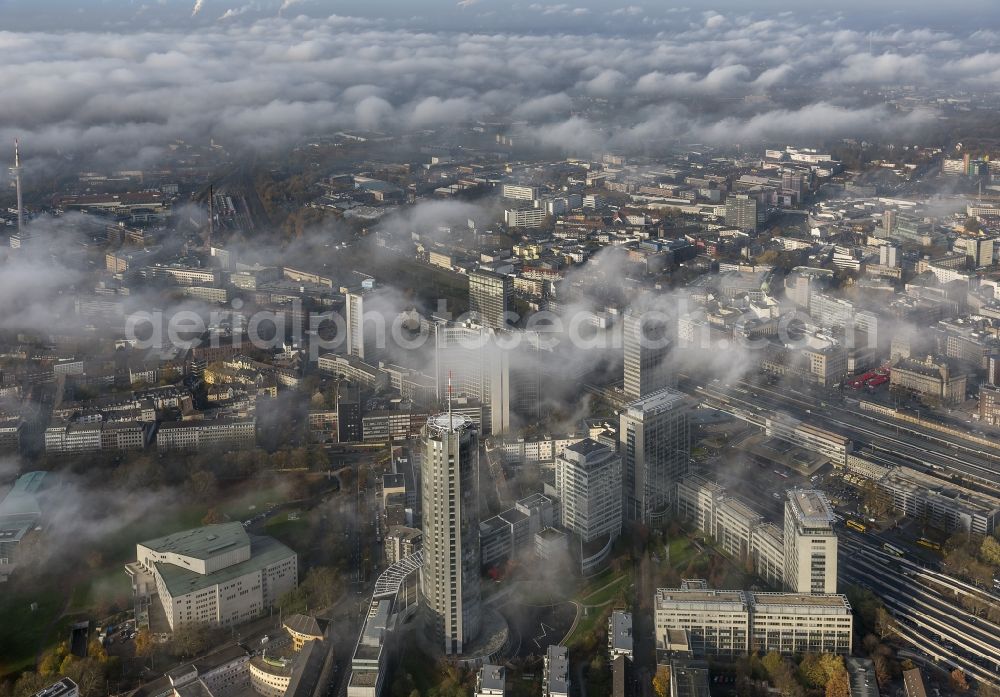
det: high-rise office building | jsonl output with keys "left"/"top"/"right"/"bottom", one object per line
{"left": 346, "top": 289, "right": 375, "bottom": 361}
{"left": 986, "top": 355, "right": 1000, "bottom": 388}
{"left": 623, "top": 310, "right": 672, "bottom": 400}
{"left": 434, "top": 321, "right": 509, "bottom": 435}
{"left": 419, "top": 412, "right": 482, "bottom": 655}
{"left": 783, "top": 490, "right": 838, "bottom": 594}
{"left": 879, "top": 243, "right": 900, "bottom": 269}
{"left": 555, "top": 439, "right": 622, "bottom": 544}
{"left": 469, "top": 269, "right": 512, "bottom": 330}
{"left": 620, "top": 388, "right": 690, "bottom": 523}
{"left": 880, "top": 209, "right": 896, "bottom": 238}
{"left": 725, "top": 194, "right": 763, "bottom": 232}
{"left": 336, "top": 383, "right": 362, "bottom": 443}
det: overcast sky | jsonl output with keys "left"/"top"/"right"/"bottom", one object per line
{"left": 2, "top": 0, "right": 998, "bottom": 31}
{"left": 1, "top": 0, "right": 997, "bottom": 165}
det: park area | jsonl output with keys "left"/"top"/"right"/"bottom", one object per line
{"left": 0, "top": 471, "right": 340, "bottom": 681}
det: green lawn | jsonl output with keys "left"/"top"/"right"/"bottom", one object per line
{"left": 581, "top": 575, "right": 630, "bottom": 607}
{"left": 506, "top": 667, "right": 542, "bottom": 697}
{"left": 263, "top": 513, "right": 310, "bottom": 547}
{"left": 666, "top": 537, "right": 696, "bottom": 568}
{"left": 1, "top": 479, "right": 306, "bottom": 678}
{"left": 66, "top": 568, "right": 131, "bottom": 616}
{"left": 220, "top": 482, "right": 294, "bottom": 520}
{"left": 0, "top": 582, "right": 65, "bottom": 676}
{"left": 99, "top": 503, "right": 205, "bottom": 569}
{"left": 579, "top": 567, "right": 618, "bottom": 595}
{"left": 565, "top": 604, "right": 610, "bottom": 649}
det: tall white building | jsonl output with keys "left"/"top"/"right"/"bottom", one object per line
{"left": 434, "top": 320, "right": 528, "bottom": 435}
{"left": 419, "top": 412, "right": 482, "bottom": 655}
{"left": 783, "top": 490, "right": 838, "bottom": 594}
{"left": 879, "top": 243, "right": 900, "bottom": 269}
{"left": 623, "top": 310, "right": 672, "bottom": 401}
{"left": 469, "top": 269, "right": 512, "bottom": 330}
{"left": 555, "top": 439, "right": 622, "bottom": 544}
{"left": 128, "top": 523, "right": 297, "bottom": 630}
{"left": 346, "top": 289, "right": 373, "bottom": 361}
{"left": 620, "top": 388, "right": 690, "bottom": 523}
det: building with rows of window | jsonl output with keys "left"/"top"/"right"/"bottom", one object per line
{"left": 654, "top": 587, "right": 852, "bottom": 657}
{"left": 127, "top": 522, "right": 297, "bottom": 630}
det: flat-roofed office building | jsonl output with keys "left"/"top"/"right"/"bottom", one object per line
{"left": 555, "top": 439, "right": 623, "bottom": 544}
{"left": 653, "top": 588, "right": 750, "bottom": 657}
{"left": 620, "top": 389, "right": 691, "bottom": 523}
{"left": 748, "top": 592, "right": 853, "bottom": 655}
{"left": 783, "top": 490, "right": 838, "bottom": 594}
{"left": 655, "top": 587, "right": 853, "bottom": 657}
{"left": 469, "top": 269, "right": 512, "bottom": 330}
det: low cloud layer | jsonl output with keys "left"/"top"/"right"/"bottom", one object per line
{"left": 0, "top": 6, "right": 996, "bottom": 167}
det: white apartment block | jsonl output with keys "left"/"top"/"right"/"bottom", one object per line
{"left": 674, "top": 474, "right": 789, "bottom": 588}
{"left": 31, "top": 679, "right": 79, "bottom": 697}
{"left": 129, "top": 523, "right": 297, "bottom": 630}
{"left": 675, "top": 474, "right": 723, "bottom": 535}
{"left": 148, "top": 265, "right": 220, "bottom": 286}
{"left": 504, "top": 207, "right": 546, "bottom": 228}
{"left": 44, "top": 422, "right": 102, "bottom": 453}
{"left": 714, "top": 497, "right": 763, "bottom": 561}
{"left": 877, "top": 467, "right": 1000, "bottom": 536}
{"left": 156, "top": 419, "right": 256, "bottom": 450}
{"left": 608, "top": 610, "right": 634, "bottom": 659}
{"left": 317, "top": 353, "right": 388, "bottom": 391}
{"left": 764, "top": 416, "right": 852, "bottom": 467}
{"left": 348, "top": 599, "right": 391, "bottom": 697}
{"left": 501, "top": 184, "right": 539, "bottom": 201}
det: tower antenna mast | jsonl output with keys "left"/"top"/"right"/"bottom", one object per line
{"left": 11, "top": 139, "right": 24, "bottom": 234}
{"left": 207, "top": 184, "right": 214, "bottom": 251}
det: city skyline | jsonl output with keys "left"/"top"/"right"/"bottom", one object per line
{"left": 2, "top": 2, "right": 1000, "bottom": 697}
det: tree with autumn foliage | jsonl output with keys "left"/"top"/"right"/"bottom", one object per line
{"left": 949, "top": 669, "right": 969, "bottom": 692}
{"left": 653, "top": 665, "right": 670, "bottom": 697}
{"left": 825, "top": 664, "right": 851, "bottom": 697}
